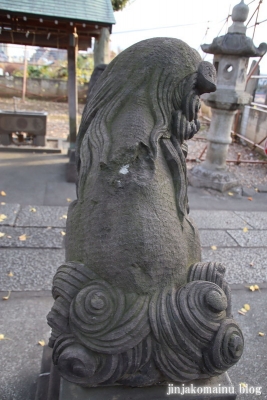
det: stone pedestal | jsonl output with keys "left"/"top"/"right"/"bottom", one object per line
{"left": 35, "top": 347, "right": 237, "bottom": 400}
{"left": 188, "top": 109, "right": 239, "bottom": 192}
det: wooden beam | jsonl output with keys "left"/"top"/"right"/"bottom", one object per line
{"left": 68, "top": 32, "right": 78, "bottom": 149}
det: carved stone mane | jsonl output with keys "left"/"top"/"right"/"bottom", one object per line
{"left": 47, "top": 38, "right": 243, "bottom": 387}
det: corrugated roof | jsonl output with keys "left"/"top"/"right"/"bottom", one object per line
{"left": 0, "top": 0, "right": 116, "bottom": 24}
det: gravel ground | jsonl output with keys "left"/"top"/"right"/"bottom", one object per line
{"left": 0, "top": 97, "right": 266, "bottom": 189}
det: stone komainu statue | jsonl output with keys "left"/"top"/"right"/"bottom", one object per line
{"left": 47, "top": 38, "right": 243, "bottom": 387}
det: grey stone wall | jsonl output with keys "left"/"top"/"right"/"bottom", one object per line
{"left": 0, "top": 76, "right": 88, "bottom": 102}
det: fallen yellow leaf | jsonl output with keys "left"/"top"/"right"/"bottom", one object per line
{"left": 243, "top": 227, "right": 248, "bottom": 233}
{"left": 211, "top": 245, "right": 217, "bottom": 250}
{"left": 249, "top": 285, "right": 255, "bottom": 292}
{"left": 30, "top": 207, "right": 37, "bottom": 212}
{"left": 2, "top": 291, "right": 11, "bottom": 300}
{"left": 61, "top": 231, "right": 66, "bottom": 236}
{"left": 0, "top": 214, "right": 7, "bottom": 222}
{"left": 19, "top": 234, "right": 27, "bottom": 241}
{"left": 238, "top": 310, "right": 246, "bottom": 316}
{"left": 228, "top": 192, "right": 234, "bottom": 196}
{"left": 0, "top": 191, "right": 6, "bottom": 196}
{"left": 243, "top": 304, "right": 250, "bottom": 311}
{"left": 60, "top": 215, "right": 67, "bottom": 220}
{"left": 38, "top": 340, "right": 46, "bottom": 346}
{"left": 0, "top": 334, "right": 12, "bottom": 341}
{"left": 0, "top": 232, "right": 5, "bottom": 238}
{"left": 258, "top": 332, "right": 265, "bottom": 337}
{"left": 240, "top": 383, "right": 247, "bottom": 388}
{"left": 66, "top": 198, "right": 72, "bottom": 202}
{"left": 1, "top": 202, "right": 6, "bottom": 205}
{"left": 254, "top": 284, "right": 260, "bottom": 290}
{"left": 240, "top": 308, "right": 247, "bottom": 313}
{"left": 7, "top": 272, "right": 14, "bottom": 277}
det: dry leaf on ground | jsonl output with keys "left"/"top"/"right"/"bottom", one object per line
{"left": 249, "top": 285, "right": 260, "bottom": 291}
{"left": 38, "top": 340, "right": 46, "bottom": 346}
{"left": 243, "top": 304, "right": 250, "bottom": 311}
{"left": 2, "top": 291, "right": 11, "bottom": 300}
{"left": 0, "top": 232, "right": 5, "bottom": 238}
{"left": 19, "top": 234, "right": 28, "bottom": 241}
{"left": 0, "top": 191, "right": 6, "bottom": 196}
{"left": 61, "top": 231, "right": 66, "bottom": 236}
{"left": 66, "top": 198, "right": 72, "bottom": 202}
{"left": 228, "top": 192, "right": 234, "bottom": 196}
{"left": 0, "top": 334, "right": 12, "bottom": 340}
{"left": 7, "top": 272, "right": 14, "bottom": 277}
{"left": 0, "top": 214, "right": 7, "bottom": 222}
{"left": 211, "top": 245, "right": 217, "bottom": 250}
{"left": 30, "top": 207, "right": 37, "bottom": 212}
{"left": 243, "top": 227, "right": 248, "bottom": 233}
{"left": 1, "top": 202, "right": 6, "bottom": 205}
{"left": 247, "top": 197, "right": 253, "bottom": 201}
{"left": 258, "top": 332, "right": 265, "bottom": 337}
{"left": 60, "top": 215, "right": 67, "bottom": 220}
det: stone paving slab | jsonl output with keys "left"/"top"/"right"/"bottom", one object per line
{"left": 234, "top": 211, "right": 267, "bottom": 230}
{"left": 0, "top": 292, "right": 53, "bottom": 400}
{"left": 227, "top": 230, "right": 267, "bottom": 248}
{"left": 0, "top": 203, "right": 20, "bottom": 226}
{"left": 15, "top": 205, "right": 68, "bottom": 228}
{"left": 190, "top": 210, "right": 252, "bottom": 229}
{"left": 0, "top": 227, "right": 64, "bottom": 248}
{"left": 0, "top": 248, "right": 64, "bottom": 291}
{"left": 202, "top": 248, "right": 267, "bottom": 284}
{"left": 199, "top": 230, "right": 238, "bottom": 247}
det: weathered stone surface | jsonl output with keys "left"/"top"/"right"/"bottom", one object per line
{"left": 0, "top": 227, "right": 64, "bottom": 248}
{"left": 227, "top": 230, "right": 267, "bottom": 248}
{"left": 59, "top": 373, "right": 236, "bottom": 399}
{"left": 48, "top": 37, "right": 243, "bottom": 387}
{"left": 234, "top": 211, "right": 267, "bottom": 230}
{"left": 15, "top": 205, "right": 68, "bottom": 228}
{"left": 0, "top": 203, "right": 20, "bottom": 226}
{"left": 0, "top": 248, "right": 64, "bottom": 290}
{"left": 202, "top": 248, "right": 267, "bottom": 284}
{"left": 190, "top": 210, "right": 251, "bottom": 229}
{"left": 199, "top": 230, "right": 238, "bottom": 247}
{"left": 0, "top": 292, "right": 53, "bottom": 400}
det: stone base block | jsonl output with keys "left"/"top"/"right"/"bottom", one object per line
{"left": 188, "top": 165, "right": 239, "bottom": 192}
{"left": 35, "top": 347, "right": 237, "bottom": 400}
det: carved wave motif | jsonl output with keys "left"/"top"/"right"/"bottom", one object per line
{"left": 149, "top": 280, "right": 243, "bottom": 381}
{"left": 48, "top": 261, "right": 243, "bottom": 386}
{"left": 52, "top": 332, "right": 154, "bottom": 386}
{"left": 69, "top": 279, "right": 150, "bottom": 354}
{"left": 188, "top": 261, "right": 232, "bottom": 316}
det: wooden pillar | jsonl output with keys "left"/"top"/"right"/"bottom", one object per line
{"left": 94, "top": 27, "right": 110, "bottom": 67}
{"left": 22, "top": 45, "right": 28, "bottom": 102}
{"left": 68, "top": 31, "right": 78, "bottom": 150}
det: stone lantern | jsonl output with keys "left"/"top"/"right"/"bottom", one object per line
{"left": 188, "top": 0, "right": 267, "bottom": 192}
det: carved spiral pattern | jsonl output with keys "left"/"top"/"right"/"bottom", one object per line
{"left": 149, "top": 281, "right": 230, "bottom": 381}
{"left": 69, "top": 280, "right": 150, "bottom": 354}
{"left": 52, "top": 333, "right": 154, "bottom": 386}
{"left": 48, "top": 262, "right": 243, "bottom": 385}
{"left": 188, "top": 261, "right": 232, "bottom": 316}
{"left": 203, "top": 319, "right": 244, "bottom": 375}
{"left": 47, "top": 262, "right": 99, "bottom": 346}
